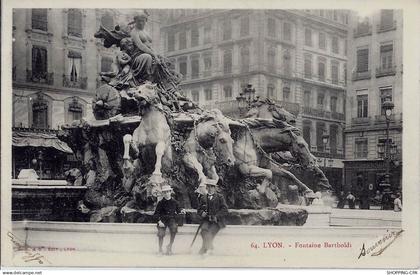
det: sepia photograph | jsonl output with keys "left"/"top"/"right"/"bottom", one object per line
{"left": 1, "top": 0, "right": 419, "bottom": 271}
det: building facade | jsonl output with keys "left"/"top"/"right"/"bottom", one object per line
{"left": 343, "top": 10, "right": 403, "bottom": 194}
{"left": 160, "top": 9, "right": 349, "bottom": 191}
{"left": 11, "top": 9, "right": 161, "bottom": 179}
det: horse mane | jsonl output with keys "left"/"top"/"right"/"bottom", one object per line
{"left": 239, "top": 118, "right": 300, "bottom": 134}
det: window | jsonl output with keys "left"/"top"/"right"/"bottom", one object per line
{"left": 223, "top": 50, "right": 232, "bottom": 74}
{"left": 380, "top": 87, "right": 392, "bottom": 115}
{"left": 344, "top": 63, "right": 347, "bottom": 85}
{"left": 32, "top": 46, "right": 48, "bottom": 80}
{"left": 303, "top": 121, "right": 312, "bottom": 147}
{"left": 305, "top": 29, "right": 312, "bottom": 46}
{"left": 191, "top": 25, "right": 199, "bottom": 47}
{"left": 267, "top": 18, "right": 276, "bottom": 37}
{"left": 32, "top": 9, "right": 48, "bottom": 31}
{"left": 283, "top": 22, "right": 292, "bottom": 41}
{"left": 329, "top": 125, "right": 338, "bottom": 154}
{"left": 169, "top": 59, "right": 176, "bottom": 71}
{"left": 101, "top": 13, "right": 114, "bottom": 30}
{"left": 267, "top": 48, "right": 276, "bottom": 72}
{"left": 240, "top": 46, "right": 250, "bottom": 73}
{"left": 317, "top": 92, "right": 325, "bottom": 108}
{"left": 179, "top": 31, "right": 187, "bottom": 50}
{"left": 283, "top": 51, "right": 291, "bottom": 76}
{"left": 319, "top": 32, "right": 326, "bottom": 50}
{"left": 333, "top": 10, "right": 338, "bottom": 21}
{"left": 100, "top": 56, "right": 113, "bottom": 72}
{"left": 68, "top": 98, "right": 83, "bottom": 122}
{"left": 167, "top": 32, "right": 175, "bottom": 52}
{"left": 68, "top": 9, "right": 82, "bottom": 37}
{"left": 240, "top": 16, "right": 249, "bottom": 37}
{"left": 319, "top": 10, "right": 325, "bottom": 17}
{"left": 357, "top": 95, "right": 368, "bottom": 118}
{"left": 68, "top": 51, "right": 82, "bottom": 82}
{"left": 222, "top": 20, "right": 232, "bottom": 40}
{"left": 267, "top": 85, "right": 275, "bottom": 99}
{"left": 355, "top": 139, "right": 368, "bottom": 158}
{"left": 318, "top": 60, "right": 325, "bottom": 81}
{"left": 179, "top": 61, "right": 187, "bottom": 79}
{"left": 316, "top": 123, "right": 326, "bottom": 152}
{"left": 380, "top": 10, "right": 394, "bottom": 29}
{"left": 204, "top": 25, "right": 211, "bottom": 44}
{"left": 304, "top": 55, "right": 312, "bottom": 78}
{"left": 332, "top": 36, "right": 339, "bottom": 54}
{"left": 304, "top": 90, "right": 311, "bottom": 107}
{"left": 191, "top": 90, "right": 200, "bottom": 102}
{"left": 356, "top": 49, "right": 369, "bottom": 72}
{"left": 32, "top": 95, "right": 48, "bottom": 129}
{"left": 283, "top": 85, "right": 290, "bottom": 102}
{"left": 380, "top": 44, "right": 393, "bottom": 69}
{"left": 204, "top": 89, "right": 213, "bottom": 101}
{"left": 330, "top": 96, "right": 337, "bottom": 112}
{"left": 331, "top": 61, "right": 339, "bottom": 84}
{"left": 204, "top": 56, "right": 212, "bottom": 71}
{"left": 191, "top": 59, "right": 199, "bottom": 79}
{"left": 223, "top": 86, "right": 232, "bottom": 98}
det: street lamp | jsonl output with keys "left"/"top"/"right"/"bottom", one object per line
{"left": 322, "top": 132, "right": 329, "bottom": 168}
{"left": 381, "top": 95, "right": 394, "bottom": 191}
{"left": 236, "top": 84, "right": 256, "bottom": 115}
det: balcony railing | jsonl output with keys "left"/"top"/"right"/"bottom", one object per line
{"left": 302, "top": 106, "right": 345, "bottom": 121}
{"left": 375, "top": 65, "right": 397, "bottom": 78}
{"left": 63, "top": 76, "right": 88, "bottom": 89}
{"left": 374, "top": 113, "right": 402, "bottom": 125}
{"left": 353, "top": 24, "right": 372, "bottom": 38}
{"left": 377, "top": 20, "right": 397, "bottom": 33}
{"left": 351, "top": 116, "right": 371, "bottom": 125}
{"left": 299, "top": 72, "right": 346, "bottom": 88}
{"left": 352, "top": 70, "right": 371, "bottom": 81}
{"left": 26, "top": 70, "right": 54, "bottom": 85}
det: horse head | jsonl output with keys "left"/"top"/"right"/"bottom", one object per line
{"left": 245, "top": 99, "right": 297, "bottom": 125}
{"left": 132, "top": 82, "right": 160, "bottom": 110}
{"left": 196, "top": 111, "right": 235, "bottom": 167}
{"left": 288, "top": 130, "right": 318, "bottom": 168}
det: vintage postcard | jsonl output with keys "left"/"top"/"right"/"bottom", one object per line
{"left": 1, "top": 0, "right": 419, "bottom": 270}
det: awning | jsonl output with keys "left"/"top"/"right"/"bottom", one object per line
{"left": 12, "top": 131, "right": 73, "bottom": 154}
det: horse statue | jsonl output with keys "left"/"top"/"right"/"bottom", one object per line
{"left": 229, "top": 118, "right": 325, "bottom": 208}
{"left": 182, "top": 110, "right": 235, "bottom": 186}
{"left": 123, "top": 83, "right": 172, "bottom": 185}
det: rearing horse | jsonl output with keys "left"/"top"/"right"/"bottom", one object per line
{"left": 123, "top": 83, "right": 172, "bottom": 181}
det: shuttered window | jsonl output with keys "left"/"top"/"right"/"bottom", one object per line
{"left": 32, "top": 46, "right": 48, "bottom": 79}
{"left": 32, "top": 9, "right": 48, "bottom": 31}
{"left": 356, "top": 49, "right": 369, "bottom": 72}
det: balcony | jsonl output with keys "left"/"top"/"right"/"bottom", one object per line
{"left": 377, "top": 20, "right": 397, "bottom": 33}
{"left": 298, "top": 72, "right": 346, "bottom": 88}
{"left": 353, "top": 24, "right": 372, "bottom": 38}
{"left": 302, "top": 106, "right": 345, "bottom": 121}
{"left": 352, "top": 70, "right": 371, "bottom": 81}
{"left": 375, "top": 65, "right": 397, "bottom": 78}
{"left": 26, "top": 70, "right": 54, "bottom": 85}
{"left": 351, "top": 116, "right": 371, "bottom": 126}
{"left": 63, "top": 76, "right": 88, "bottom": 89}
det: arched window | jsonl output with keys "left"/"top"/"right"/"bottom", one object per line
{"left": 32, "top": 94, "right": 48, "bottom": 129}
{"left": 240, "top": 46, "right": 250, "bottom": 73}
{"left": 101, "top": 12, "right": 114, "bottom": 30}
{"left": 68, "top": 9, "right": 82, "bottom": 37}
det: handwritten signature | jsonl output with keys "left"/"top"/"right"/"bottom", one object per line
{"left": 7, "top": 231, "right": 51, "bottom": 264}
{"left": 358, "top": 229, "right": 403, "bottom": 259}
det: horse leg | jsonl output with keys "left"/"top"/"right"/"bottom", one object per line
{"left": 271, "top": 165, "right": 312, "bottom": 193}
{"left": 152, "top": 141, "right": 166, "bottom": 176}
{"left": 183, "top": 153, "right": 206, "bottom": 184}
